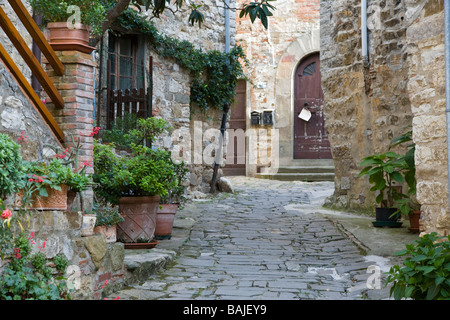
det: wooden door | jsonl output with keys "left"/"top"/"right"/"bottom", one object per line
{"left": 294, "top": 53, "right": 332, "bottom": 159}
{"left": 223, "top": 80, "right": 246, "bottom": 176}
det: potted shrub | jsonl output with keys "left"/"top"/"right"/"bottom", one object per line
{"left": 45, "top": 134, "right": 96, "bottom": 211}
{"left": 92, "top": 202, "right": 124, "bottom": 243}
{"left": 16, "top": 159, "right": 72, "bottom": 210}
{"left": 155, "top": 157, "right": 189, "bottom": 240}
{"left": 0, "top": 133, "right": 24, "bottom": 201}
{"left": 389, "top": 130, "right": 421, "bottom": 233}
{"left": 93, "top": 118, "right": 177, "bottom": 246}
{"left": 386, "top": 232, "right": 450, "bottom": 300}
{"left": 358, "top": 150, "right": 407, "bottom": 226}
{"left": 16, "top": 157, "right": 93, "bottom": 211}
{"left": 29, "top": 0, "right": 106, "bottom": 53}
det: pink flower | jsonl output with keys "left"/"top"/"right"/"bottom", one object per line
{"left": 83, "top": 161, "right": 92, "bottom": 167}
{"left": 14, "top": 248, "right": 21, "bottom": 259}
{"left": 89, "top": 127, "right": 100, "bottom": 137}
{"left": 1, "top": 209, "right": 12, "bottom": 220}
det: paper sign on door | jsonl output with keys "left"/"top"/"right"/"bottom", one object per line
{"left": 298, "top": 108, "right": 312, "bottom": 122}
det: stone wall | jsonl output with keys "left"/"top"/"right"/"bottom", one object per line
{"left": 0, "top": 211, "right": 126, "bottom": 300}
{"left": 406, "top": 0, "right": 450, "bottom": 235}
{"left": 320, "top": 0, "right": 413, "bottom": 212}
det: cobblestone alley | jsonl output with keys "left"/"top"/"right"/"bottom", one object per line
{"left": 112, "top": 177, "right": 397, "bottom": 300}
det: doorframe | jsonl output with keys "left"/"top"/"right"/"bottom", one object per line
{"left": 273, "top": 28, "right": 321, "bottom": 167}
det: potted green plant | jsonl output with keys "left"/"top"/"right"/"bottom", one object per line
{"left": 386, "top": 232, "right": 450, "bottom": 300}
{"left": 93, "top": 117, "right": 177, "bottom": 246}
{"left": 16, "top": 159, "right": 73, "bottom": 210}
{"left": 45, "top": 134, "right": 96, "bottom": 211}
{"left": 29, "top": 0, "right": 106, "bottom": 53}
{"left": 358, "top": 150, "right": 407, "bottom": 226}
{"left": 0, "top": 133, "right": 24, "bottom": 201}
{"left": 92, "top": 202, "right": 124, "bottom": 243}
{"left": 389, "top": 129, "right": 421, "bottom": 233}
{"left": 155, "top": 157, "right": 189, "bottom": 240}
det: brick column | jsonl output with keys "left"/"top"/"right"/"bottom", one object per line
{"left": 44, "top": 50, "right": 96, "bottom": 211}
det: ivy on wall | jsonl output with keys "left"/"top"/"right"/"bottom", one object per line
{"left": 113, "top": 7, "right": 249, "bottom": 113}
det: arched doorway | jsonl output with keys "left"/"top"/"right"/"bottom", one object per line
{"left": 293, "top": 52, "right": 331, "bottom": 159}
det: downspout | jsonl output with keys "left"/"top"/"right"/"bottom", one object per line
{"left": 361, "top": 0, "right": 369, "bottom": 67}
{"left": 210, "top": 0, "right": 231, "bottom": 193}
{"left": 445, "top": 0, "right": 450, "bottom": 215}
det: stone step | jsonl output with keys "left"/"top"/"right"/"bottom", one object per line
{"left": 255, "top": 172, "right": 335, "bottom": 182}
{"left": 277, "top": 166, "right": 335, "bottom": 174}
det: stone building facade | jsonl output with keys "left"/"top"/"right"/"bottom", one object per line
{"left": 320, "top": 0, "right": 450, "bottom": 236}
{"left": 235, "top": 0, "right": 323, "bottom": 176}
{"left": 96, "top": 2, "right": 235, "bottom": 195}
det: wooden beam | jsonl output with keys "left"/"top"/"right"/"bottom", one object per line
{"left": 0, "top": 5, "right": 65, "bottom": 109}
{"left": 0, "top": 41, "right": 65, "bottom": 143}
{"left": 7, "top": 0, "right": 64, "bottom": 76}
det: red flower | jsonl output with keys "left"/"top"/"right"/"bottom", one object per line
{"left": 89, "top": 127, "right": 100, "bottom": 137}
{"left": 14, "top": 248, "right": 21, "bottom": 259}
{"left": 1, "top": 209, "right": 12, "bottom": 220}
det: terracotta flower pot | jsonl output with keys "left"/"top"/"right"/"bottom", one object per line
{"left": 117, "top": 196, "right": 161, "bottom": 243}
{"left": 94, "top": 225, "right": 117, "bottom": 243}
{"left": 155, "top": 204, "right": 179, "bottom": 240}
{"left": 408, "top": 211, "right": 421, "bottom": 234}
{"left": 15, "top": 184, "right": 68, "bottom": 211}
{"left": 47, "top": 22, "right": 95, "bottom": 54}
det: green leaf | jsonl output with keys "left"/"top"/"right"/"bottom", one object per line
{"left": 411, "top": 254, "right": 428, "bottom": 262}
{"left": 390, "top": 171, "right": 404, "bottom": 184}
{"left": 426, "top": 284, "right": 440, "bottom": 300}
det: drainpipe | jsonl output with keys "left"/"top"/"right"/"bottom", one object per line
{"left": 210, "top": 0, "right": 231, "bottom": 193}
{"left": 361, "top": 0, "right": 369, "bottom": 67}
{"left": 445, "top": 0, "right": 450, "bottom": 214}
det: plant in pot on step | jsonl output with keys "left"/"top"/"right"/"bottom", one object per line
{"left": 93, "top": 118, "right": 177, "bottom": 248}
{"left": 16, "top": 159, "right": 77, "bottom": 211}
{"left": 389, "top": 129, "right": 421, "bottom": 233}
{"left": 29, "top": 0, "right": 106, "bottom": 53}
{"left": 92, "top": 201, "right": 124, "bottom": 243}
{"left": 44, "top": 133, "right": 96, "bottom": 212}
{"left": 358, "top": 150, "right": 407, "bottom": 227}
{"left": 155, "top": 156, "right": 189, "bottom": 240}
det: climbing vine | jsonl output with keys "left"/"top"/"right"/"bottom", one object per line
{"left": 111, "top": 5, "right": 249, "bottom": 113}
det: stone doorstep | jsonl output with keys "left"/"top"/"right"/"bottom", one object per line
{"left": 123, "top": 248, "right": 177, "bottom": 286}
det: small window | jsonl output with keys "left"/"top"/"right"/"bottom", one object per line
{"left": 302, "top": 62, "right": 316, "bottom": 76}
{"left": 108, "top": 33, "right": 145, "bottom": 91}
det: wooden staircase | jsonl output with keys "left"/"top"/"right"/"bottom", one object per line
{"left": 0, "top": 0, "right": 65, "bottom": 142}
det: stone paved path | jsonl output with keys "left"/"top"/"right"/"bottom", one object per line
{"left": 115, "top": 177, "right": 387, "bottom": 300}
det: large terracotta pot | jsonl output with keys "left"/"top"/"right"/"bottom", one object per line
{"left": 117, "top": 196, "right": 160, "bottom": 243}
{"left": 155, "top": 204, "right": 179, "bottom": 240}
{"left": 47, "top": 22, "right": 95, "bottom": 53}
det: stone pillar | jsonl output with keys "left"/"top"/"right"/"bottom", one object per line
{"left": 44, "top": 50, "right": 96, "bottom": 211}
